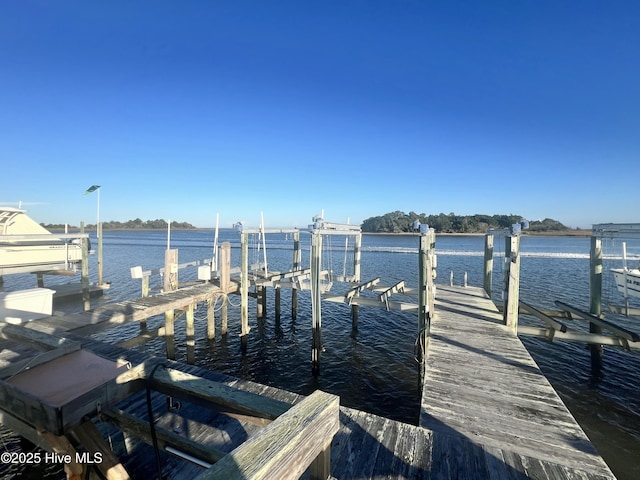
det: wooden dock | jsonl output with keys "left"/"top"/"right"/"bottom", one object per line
{"left": 420, "top": 284, "right": 615, "bottom": 479}
{"left": 23, "top": 282, "right": 236, "bottom": 337}
{"left": 0, "top": 239, "right": 620, "bottom": 479}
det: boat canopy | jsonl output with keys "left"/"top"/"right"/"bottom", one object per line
{"left": 0, "top": 208, "right": 51, "bottom": 235}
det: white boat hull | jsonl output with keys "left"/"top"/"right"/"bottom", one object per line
{"left": 0, "top": 207, "right": 86, "bottom": 275}
{"left": 0, "top": 242, "right": 83, "bottom": 275}
{"left": 611, "top": 268, "right": 640, "bottom": 299}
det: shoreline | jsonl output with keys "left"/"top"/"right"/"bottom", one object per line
{"left": 52, "top": 228, "right": 592, "bottom": 237}
{"left": 363, "top": 230, "right": 592, "bottom": 237}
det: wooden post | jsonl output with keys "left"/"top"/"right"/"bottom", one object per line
{"left": 81, "top": 236, "right": 90, "bottom": 311}
{"left": 97, "top": 221, "right": 104, "bottom": 286}
{"left": 70, "top": 420, "right": 130, "bottom": 480}
{"left": 37, "top": 272, "right": 44, "bottom": 288}
{"left": 165, "top": 309, "right": 175, "bottom": 360}
{"left": 39, "top": 431, "right": 85, "bottom": 479}
{"left": 427, "top": 228, "right": 436, "bottom": 317}
{"left": 309, "top": 442, "right": 332, "bottom": 480}
{"left": 351, "top": 305, "right": 359, "bottom": 331}
{"left": 207, "top": 296, "right": 216, "bottom": 340}
{"left": 240, "top": 232, "right": 250, "bottom": 336}
{"left": 484, "top": 233, "right": 494, "bottom": 296}
{"left": 164, "top": 249, "right": 178, "bottom": 293}
{"left": 262, "top": 285, "right": 267, "bottom": 317}
{"left": 275, "top": 286, "right": 281, "bottom": 321}
{"left": 589, "top": 235, "right": 604, "bottom": 372}
{"left": 311, "top": 232, "right": 323, "bottom": 375}
{"left": 142, "top": 276, "right": 150, "bottom": 298}
{"left": 186, "top": 303, "right": 195, "bottom": 364}
{"left": 503, "top": 235, "right": 521, "bottom": 330}
{"left": 292, "top": 230, "right": 301, "bottom": 320}
{"left": 164, "top": 249, "right": 178, "bottom": 360}
{"left": 418, "top": 233, "right": 429, "bottom": 363}
{"left": 220, "top": 242, "right": 230, "bottom": 335}
{"left": 351, "top": 232, "right": 362, "bottom": 328}
{"left": 257, "top": 286, "right": 264, "bottom": 319}
{"left": 353, "top": 232, "right": 362, "bottom": 282}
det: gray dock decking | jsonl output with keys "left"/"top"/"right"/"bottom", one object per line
{"left": 420, "top": 285, "right": 615, "bottom": 479}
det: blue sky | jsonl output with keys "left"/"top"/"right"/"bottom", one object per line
{"left": 1, "top": 1, "right": 638, "bottom": 229}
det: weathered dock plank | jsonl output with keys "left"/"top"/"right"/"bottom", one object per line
{"left": 21, "top": 282, "right": 238, "bottom": 337}
{"left": 421, "top": 285, "right": 615, "bottom": 479}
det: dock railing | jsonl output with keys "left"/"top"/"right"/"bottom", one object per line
{"left": 193, "top": 390, "right": 340, "bottom": 480}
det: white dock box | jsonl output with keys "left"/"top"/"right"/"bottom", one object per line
{"left": 0, "top": 288, "right": 55, "bottom": 324}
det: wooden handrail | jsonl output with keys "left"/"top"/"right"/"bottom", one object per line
{"left": 194, "top": 390, "right": 339, "bottom": 480}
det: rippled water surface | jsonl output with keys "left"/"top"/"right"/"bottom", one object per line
{"left": 2, "top": 231, "right": 639, "bottom": 479}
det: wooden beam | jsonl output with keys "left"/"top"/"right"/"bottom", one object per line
{"left": 102, "top": 407, "right": 225, "bottom": 466}
{"left": 323, "top": 294, "right": 419, "bottom": 312}
{"left": 555, "top": 301, "right": 640, "bottom": 342}
{"left": 0, "top": 323, "right": 77, "bottom": 350}
{"left": 519, "top": 301, "right": 568, "bottom": 333}
{"left": 70, "top": 420, "right": 130, "bottom": 480}
{"left": 149, "top": 367, "right": 292, "bottom": 420}
{"left": 378, "top": 280, "right": 406, "bottom": 311}
{"left": 517, "top": 326, "right": 640, "bottom": 350}
{"left": 194, "top": 390, "right": 339, "bottom": 480}
{"left": 345, "top": 278, "right": 381, "bottom": 302}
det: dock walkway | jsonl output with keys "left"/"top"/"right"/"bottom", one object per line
{"left": 23, "top": 282, "right": 236, "bottom": 337}
{"left": 420, "top": 285, "right": 615, "bottom": 479}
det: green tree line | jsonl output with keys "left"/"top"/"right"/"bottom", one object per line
{"left": 42, "top": 218, "right": 196, "bottom": 230}
{"left": 360, "top": 211, "right": 569, "bottom": 233}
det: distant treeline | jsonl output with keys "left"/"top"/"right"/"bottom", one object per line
{"left": 42, "top": 218, "right": 196, "bottom": 230}
{"left": 361, "top": 211, "right": 569, "bottom": 234}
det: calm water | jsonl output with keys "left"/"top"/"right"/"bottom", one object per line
{"left": 1, "top": 231, "right": 639, "bottom": 479}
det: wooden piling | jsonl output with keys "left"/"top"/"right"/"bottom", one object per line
{"left": 275, "top": 286, "right": 281, "bottom": 320}
{"left": 292, "top": 231, "right": 301, "bottom": 320}
{"left": 207, "top": 297, "right": 216, "bottom": 340}
{"left": 165, "top": 309, "right": 176, "bottom": 360}
{"left": 97, "top": 221, "right": 104, "bottom": 286}
{"left": 257, "top": 286, "right": 264, "bottom": 319}
{"left": 483, "top": 233, "right": 494, "bottom": 296}
{"left": 351, "top": 233, "right": 362, "bottom": 324}
{"left": 164, "top": 249, "right": 178, "bottom": 359}
{"left": 220, "top": 242, "right": 230, "bottom": 335}
{"left": 427, "top": 228, "right": 436, "bottom": 317}
{"left": 186, "top": 303, "right": 195, "bottom": 364}
{"left": 240, "top": 232, "right": 250, "bottom": 336}
{"left": 503, "top": 234, "right": 521, "bottom": 330}
{"left": 589, "top": 235, "right": 604, "bottom": 372}
{"left": 141, "top": 276, "right": 150, "bottom": 298}
{"left": 418, "top": 233, "right": 429, "bottom": 362}
{"left": 311, "top": 232, "right": 323, "bottom": 375}
{"left": 81, "top": 236, "right": 90, "bottom": 311}
{"left": 351, "top": 305, "right": 359, "bottom": 331}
